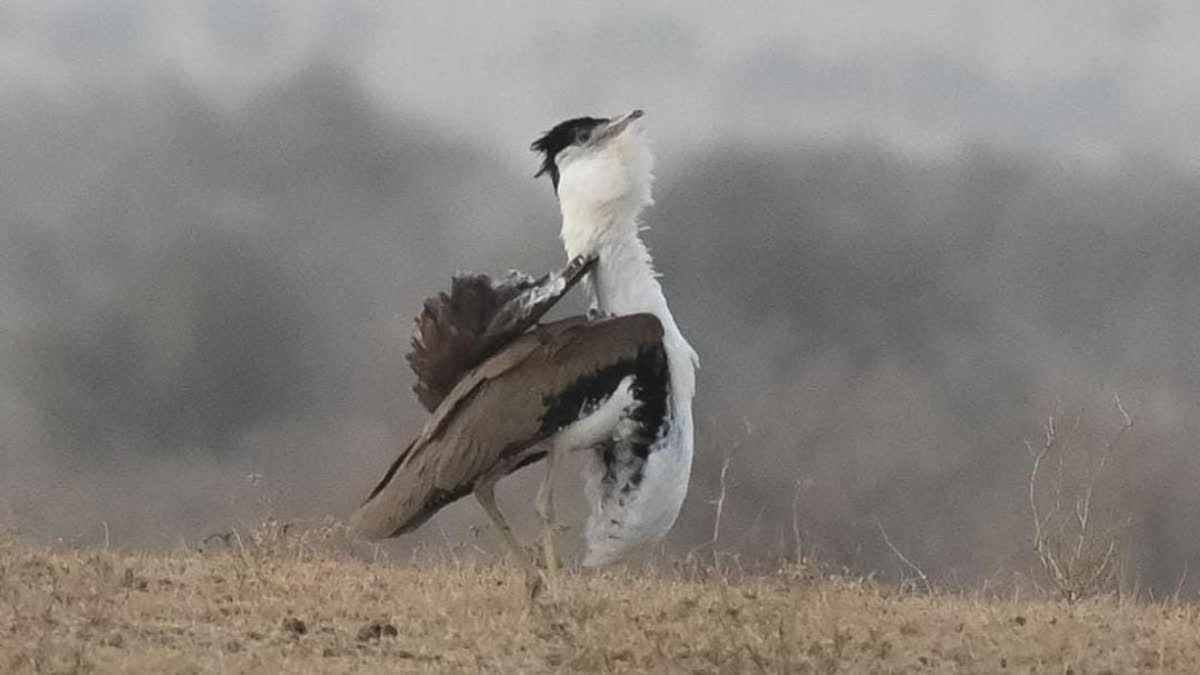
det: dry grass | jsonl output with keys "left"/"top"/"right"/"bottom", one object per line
{"left": 2, "top": 525, "right": 1199, "bottom": 674}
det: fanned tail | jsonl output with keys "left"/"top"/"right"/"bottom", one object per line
{"left": 407, "top": 272, "right": 537, "bottom": 411}
{"left": 407, "top": 256, "right": 597, "bottom": 412}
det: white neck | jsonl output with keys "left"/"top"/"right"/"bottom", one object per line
{"left": 565, "top": 208, "right": 699, "bottom": 563}
{"left": 561, "top": 211, "right": 698, "bottom": 401}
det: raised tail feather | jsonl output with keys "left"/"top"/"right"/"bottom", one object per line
{"left": 407, "top": 256, "right": 596, "bottom": 411}
{"left": 407, "top": 272, "right": 536, "bottom": 412}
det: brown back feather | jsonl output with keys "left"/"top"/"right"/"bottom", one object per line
{"left": 351, "top": 313, "right": 664, "bottom": 540}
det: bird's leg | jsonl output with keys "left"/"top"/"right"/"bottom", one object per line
{"left": 534, "top": 443, "right": 562, "bottom": 592}
{"left": 475, "top": 474, "right": 543, "bottom": 600}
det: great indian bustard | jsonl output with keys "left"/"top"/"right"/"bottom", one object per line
{"left": 349, "top": 110, "right": 698, "bottom": 596}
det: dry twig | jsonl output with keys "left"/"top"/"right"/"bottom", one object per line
{"left": 1025, "top": 394, "right": 1134, "bottom": 601}
{"left": 875, "top": 518, "right": 932, "bottom": 594}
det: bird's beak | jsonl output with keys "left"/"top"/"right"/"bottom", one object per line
{"left": 596, "top": 109, "right": 644, "bottom": 143}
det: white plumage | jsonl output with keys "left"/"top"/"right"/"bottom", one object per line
{"left": 553, "top": 112, "right": 699, "bottom": 565}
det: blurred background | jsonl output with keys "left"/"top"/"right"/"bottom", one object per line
{"left": 1, "top": 1, "right": 1198, "bottom": 594}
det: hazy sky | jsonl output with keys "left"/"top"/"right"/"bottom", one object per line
{"left": 2, "top": 1, "right": 1198, "bottom": 165}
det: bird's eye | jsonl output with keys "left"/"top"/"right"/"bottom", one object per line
{"left": 575, "top": 128, "right": 591, "bottom": 144}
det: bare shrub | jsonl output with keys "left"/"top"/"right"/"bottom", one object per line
{"left": 1025, "top": 394, "right": 1134, "bottom": 601}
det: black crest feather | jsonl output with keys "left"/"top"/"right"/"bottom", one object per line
{"left": 530, "top": 116, "right": 606, "bottom": 190}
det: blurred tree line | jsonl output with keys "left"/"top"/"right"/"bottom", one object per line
{"left": 2, "top": 64, "right": 1197, "bottom": 594}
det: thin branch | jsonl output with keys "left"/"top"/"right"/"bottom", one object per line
{"left": 1026, "top": 412, "right": 1060, "bottom": 561}
{"left": 1072, "top": 394, "right": 1134, "bottom": 569}
{"left": 1026, "top": 438, "right": 1047, "bottom": 553}
{"left": 875, "top": 518, "right": 931, "bottom": 594}
{"left": 711, "top": 454, "right": 732, "bottom": 545}
{"left": 232, "top": 528, "right": 248, "bottom": 560}
{"left": 1173, "top": 562, "right": 1190, "bottom": 604}
{"left": 790, "top": 479, "right": 804, "bottom": 564}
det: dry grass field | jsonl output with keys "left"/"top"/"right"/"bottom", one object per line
{"left": 2, "top": 523, "right": 1199, "bottom": 674}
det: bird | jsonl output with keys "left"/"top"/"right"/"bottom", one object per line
{"left": 349, "top": 110, "right": 698, "bottom": 596}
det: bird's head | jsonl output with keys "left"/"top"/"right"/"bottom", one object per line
{"left": 531, "top": 110, "right": 654, "bottom": 250}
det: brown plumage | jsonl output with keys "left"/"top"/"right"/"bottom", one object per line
{"left": 349, "top": 312, "right": 664, "bottom": 540}
{"left": 407, "top": 256, "right": 595, "bottom": 412}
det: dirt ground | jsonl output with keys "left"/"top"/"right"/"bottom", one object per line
{"left": 2, "top": 526, "right": 1198, "bottom": 674}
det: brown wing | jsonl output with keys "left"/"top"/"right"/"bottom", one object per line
{"left": 407, "top": 256, "right": 596, "bottom": 412}
{"left": 350, "top": 312, "right": 664, "bottom": 540}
